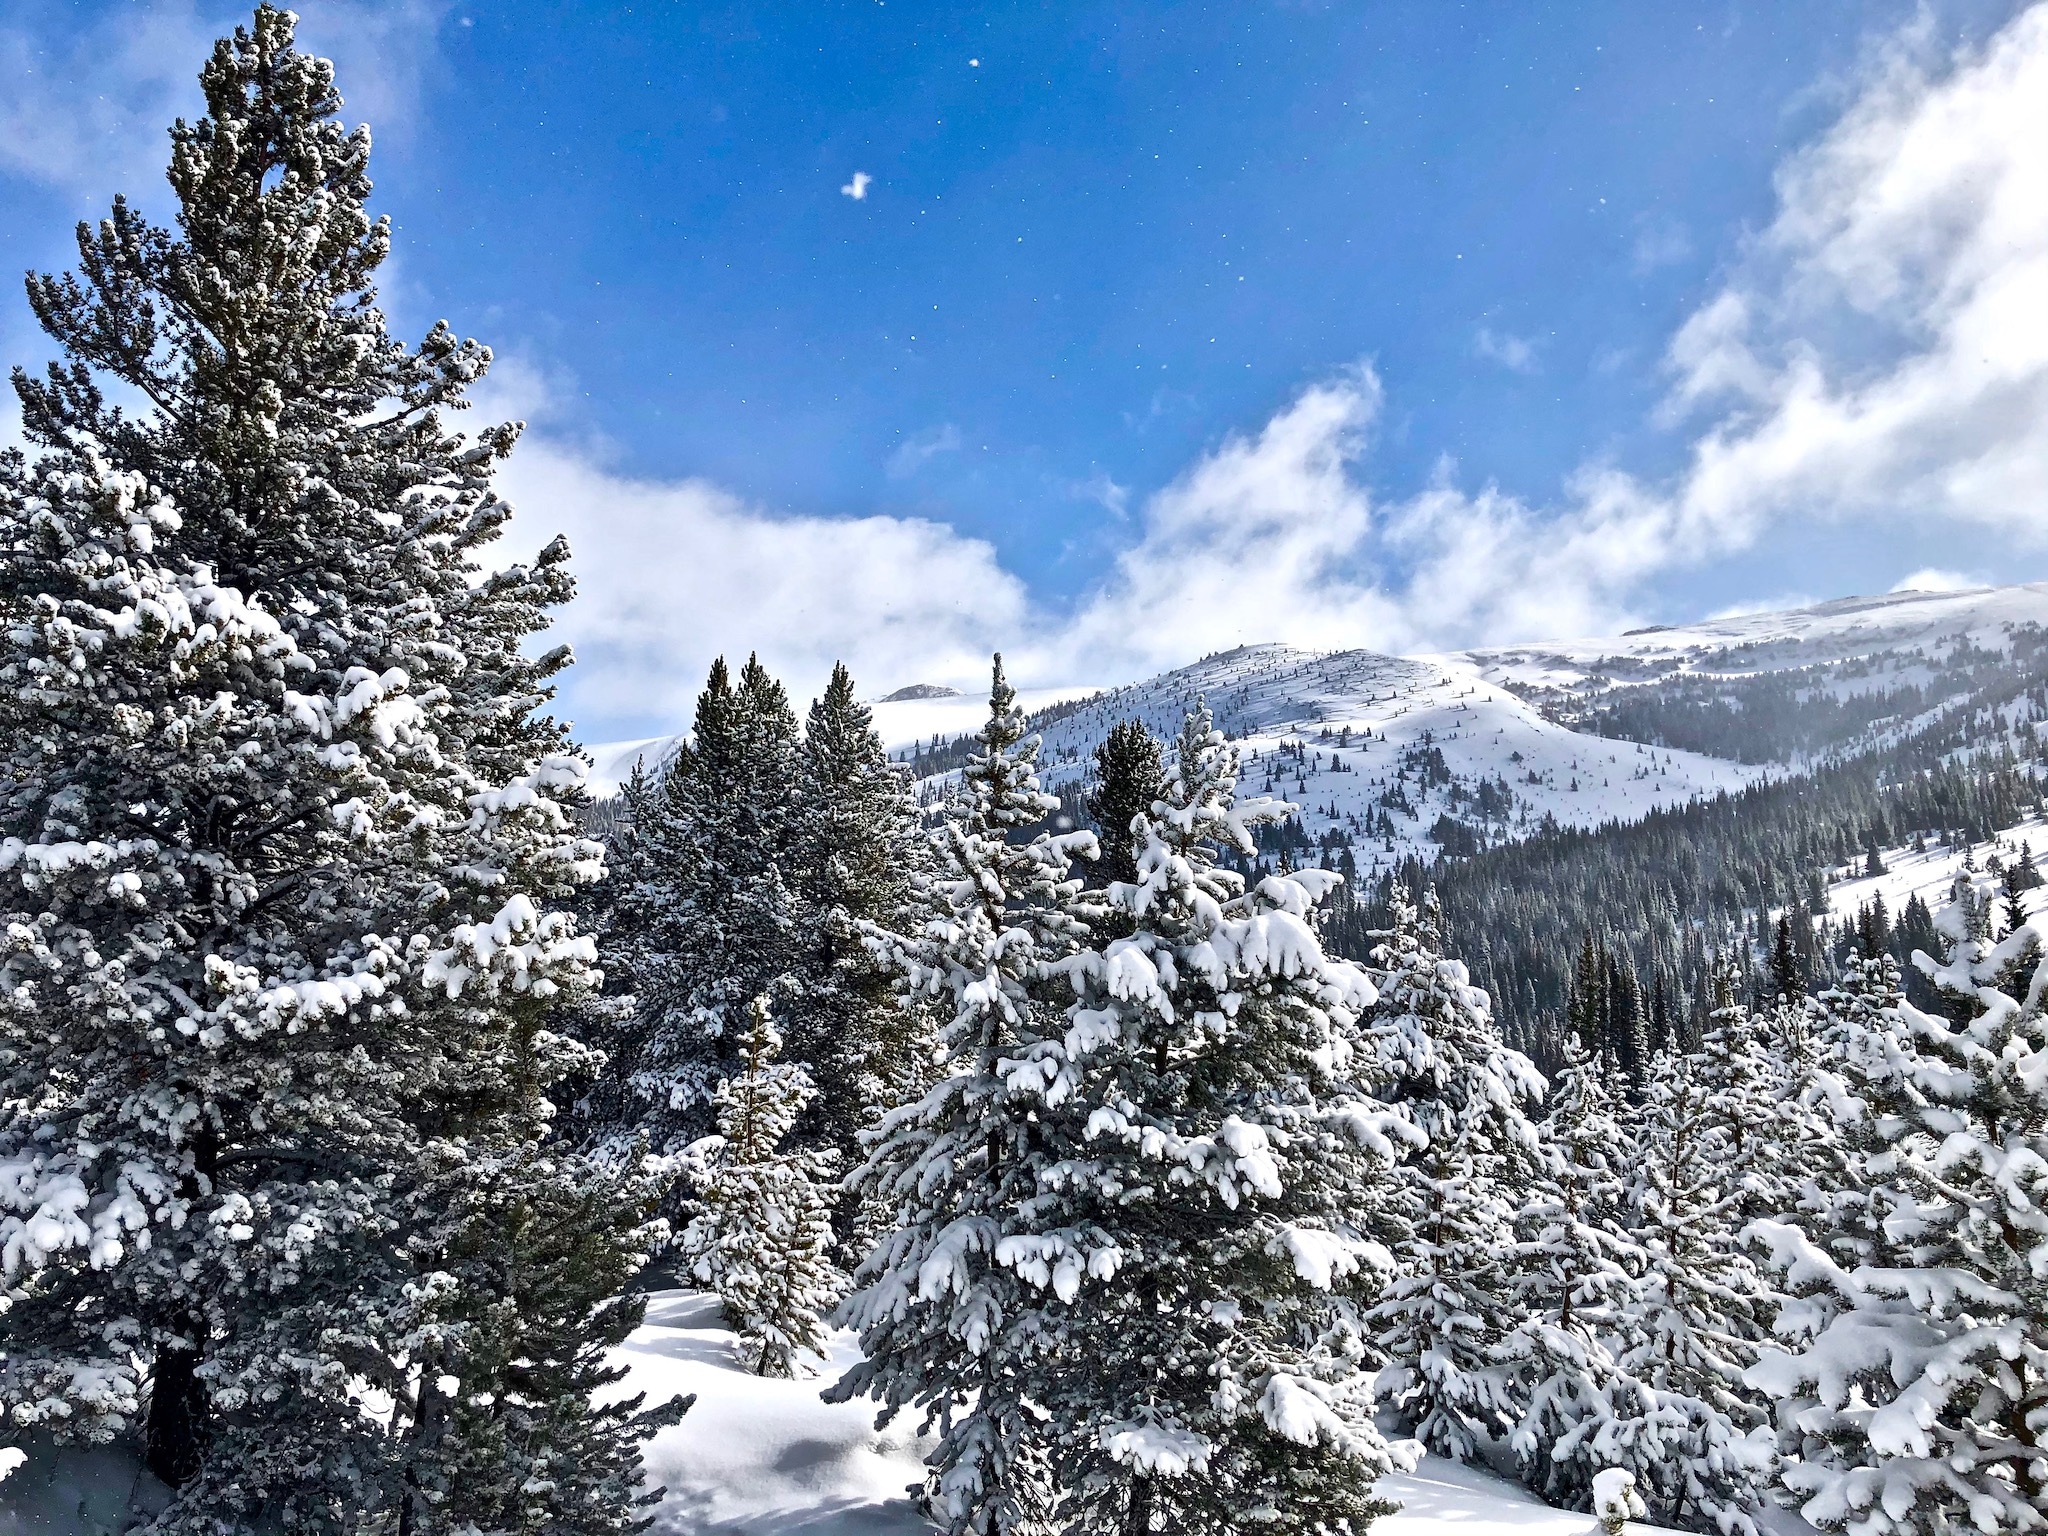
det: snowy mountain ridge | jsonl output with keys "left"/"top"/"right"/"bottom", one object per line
{"left": 1450, "top": 581, "right": 2048, "bottom": 699}
{"left": 586, "top": 582, "right": 2048, "bottom": 871}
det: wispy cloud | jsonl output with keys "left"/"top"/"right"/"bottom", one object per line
{"left": 1891, "top": 568, "right": 1982, "bottom": 593}
{"left": 0, "top": 1, "right": 452, "bottom": 209}
{"left": 1069, "top": 470, "right": 1130, "bottom": 519}
{"left": 1473, "top": 326, "right": 1539, "bottom": 373}
{"left": 886, "top": 422, "right": 961, "bottom": 478}
{"left": 1629, "top": 213, "right": 1694, "bottom": 275}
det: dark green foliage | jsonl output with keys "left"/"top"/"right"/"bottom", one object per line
{"left": 584, "top": 657, "right": 927, "bottom": 1190}
{"left": 588, "top": 656, "right": 804, "bottom": 1155}
{"left": 1085, "top": 719, "right": 1166, "bottom": 888}
{"left": 1350, "top": 748, "right": 2044, "bottom": 1068}
{"left": 1769, "top": 917, "right": 1805, "bottom": 1003}
{"left": 786, "top": 662, "right": 929, "bottom": 1156}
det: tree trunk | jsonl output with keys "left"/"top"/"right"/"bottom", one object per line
{"left": 144, "top": 1341, "right": 209, "bottom": 1486}
{"left": 148, "top": 1125, "right": 216, "bottom": 1487}
{"left": 1124, "top": 1477, "right": 1154, "bottom": 1536}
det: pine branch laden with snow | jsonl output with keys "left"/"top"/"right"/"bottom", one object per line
{"left": 1021, "top": 701, "right": 1415, "bottom": 1535}
{"left": 0, "top": 8, "right": 683, "bottom": 1527}
{"left": 1747, "top": 876, "right": 2048, "bottom": 1536}
{"left": 1365, "top": 885, "right": 1548, "bottom": 1465}
{"left": 1500, "top": 1035, "right": 1648, "bottom": 1512}
{"left": 678, "top": 996, "right": 845, "bottom": 1378}
{"left": 826, "top": 654, "right": 1103, "bottom": 1536}
{"left": 1612, "top": 1004, "right": 1778, "bottom": 1536}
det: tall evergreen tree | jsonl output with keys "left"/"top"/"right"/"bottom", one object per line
{"left": 1085, "top": 719, "right": 1166, "bottom": 889}
{"left": 787, "top": 661, "right": 930, "bottom": 1157}
{"left": 1694, "top": 964, "right": 1797, "bottom": 1225}
{"left": 1366, "top": 888, "right": 1547, "bottom": 1461}
{"left": 0, "top": 9, "right": 683, "bottom": 1526}
{"left": 1617, "top": 1039, "right": 1775, "bottom": 1533}
{"left": 827, "top": 656, "right": 1102, "bottom": 1536}
{"left": 1030, "top": 704, "right": 1410, "bottom": 1536}
{"left": 589, "top": 655, "right": 804, "bottom": 1157}
{"left": 1503, "top": 1036, "right": 1644, "bottom": 1510}
{"left": 1748, "top": 890, "right": 2048, "bottom": 1535}
{"left": 1769, "top": 916, "right": 1805, "bottom": 1003}
{"left": 2000, "top": 857, "right": 2032, "bottom": 938}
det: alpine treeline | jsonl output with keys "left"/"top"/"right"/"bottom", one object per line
{"left": 1346, "top": 746, "right": 2046, "bottom": 1069}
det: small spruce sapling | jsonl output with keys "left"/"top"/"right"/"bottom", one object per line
{"left": 680, "top": 996, "right": 844, "bottom": 1377}
{"left": 1085, "top": 719, "right": 1166, "bottom": 890}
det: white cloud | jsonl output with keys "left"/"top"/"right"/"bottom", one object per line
{"left": 1473, "top": 326, "right": 1539, "bottom": 373}
{"left": 841, "top": 171, "right": 872, "bottom": 200}
{"left": 485, "top": 367, "right": 1026, "bottom": 729}
{"left": 1649, "top": 4, "right": 2048, "bottom": 546}
{"left": 886, "top": 422, "right": 961, "bottom": 478}
{"left": 1069, "top": 471, "right": 1131, "bottom": 519}
{"left": 1890, "top": 567, "right": 1981, "bottom": 593}
{"left": 0, "top": 1, "right": 451, "bottom": 209}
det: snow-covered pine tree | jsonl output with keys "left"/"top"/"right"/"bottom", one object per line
{"left": 1085, "top": 719, "right": 1165, "bottom": 890}
{"left": 1030, "top": 702, "right": 1412, "bottom": 1536}
{"left": 678, "top": 996, "right": 843, "bottom": 1377}
{"left": 826, "top": 655, "right": 1102, "bottom": 1536}
{"left": 786, "top": 661, "right": 930, "bottom": 1159}
{"left": 1502, "top": 1034, "right": 1645, "bottom": 1510}
{"left": 1747, "top": 885, "right": 2048, "bottom": 1536}
{"left": 1614, "top": 1035, "right": 1775, "bottom": 1533}
{"left": 1695, "top": 962, "right": 1797, "bottom": 1225}
{"left": 0, "top": 8, "right": 683, "bottom": 1526}
{"left": 1765, "top": 934, "right": 1890, "bottom": 1244}
{"left": 591, "top": 655, "right": 805, "bottom": 1156}
{"left": 567, "top": 758, "right": 670, "bottom": 1148}
{"left": 1366, "top": 886, "right": 1547, "bottom": 1462}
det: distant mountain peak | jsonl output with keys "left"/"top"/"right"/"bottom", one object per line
{"left": 878, "top": 683, "right": 962, "bottom": 702}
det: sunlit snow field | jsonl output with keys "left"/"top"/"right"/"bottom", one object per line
{"left": 612, "top": 1290, "right": 1674, "bottom": 1536}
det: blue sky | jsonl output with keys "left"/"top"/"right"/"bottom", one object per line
{"left": 4, "top": 1, "right": 2046, "bottom": 739}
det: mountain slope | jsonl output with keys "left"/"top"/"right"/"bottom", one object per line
{"left": 1452, "top": 582, "right": 2048, "bottom": 699}
{"left": 586, "top": 583, "right": 2048, "bottom": 871}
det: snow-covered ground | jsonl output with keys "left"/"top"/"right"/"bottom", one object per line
{"left": 1452, "top": 582, "right": 2048, "bottom": 699}
{"left": 0, "top": 1288, "right": 1676, "bottom": 1535}
{"left": 1820, "top": 813, "right": 2048, "bottom": 927}
{"left": 617, "top": 1290, "right": 931, "bottom": 1534}
{"left": 1013, "top": 644, "right": 1761, "bottom": 874}
{"left": 614, "top": 1288, "right": 1662, "bottom": 1536}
